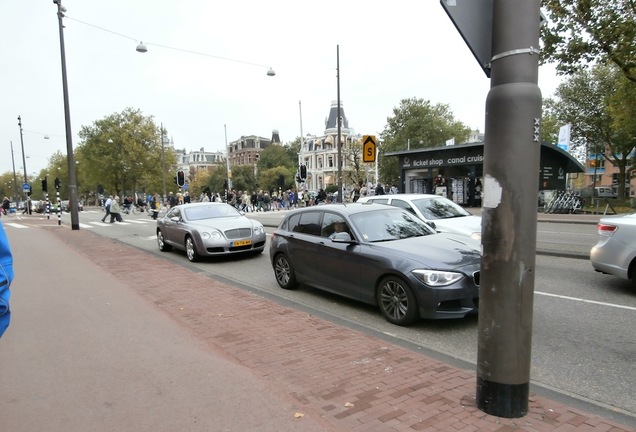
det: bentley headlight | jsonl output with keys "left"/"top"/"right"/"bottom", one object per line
{"left": 412, "top": 270, "right": 464, "bottom": 287}
{"left": 253, "top": 224, "right": 265, "bottom": 235}
{"left": 201, "top": 230, "right": 222, "bottom": 240}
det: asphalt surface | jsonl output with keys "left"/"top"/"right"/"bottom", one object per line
{"left": 1, "top": 209, "right": 634, "bottom": 432}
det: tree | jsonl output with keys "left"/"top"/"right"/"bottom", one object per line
{"left": 546, "top": 63, "right": 636, "bottom": 197}
{"left": 76, "top": 108, "right": 177, "bottom": 197}
{"left": 230, "top": 165, "right": 258, "bottom": 192}
{"left": 378, "top": 98, "right": 471, "bottom": 187}
{"left": 541, "top": 0, "right": 636, "bottom": 82}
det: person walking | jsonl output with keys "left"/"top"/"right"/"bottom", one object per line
{"left": 109, "top": 196, "right": 123, "bottom": 223}
{"left": 101, "top": 195, "right": 113, "bottom": 223}
{"left": 0, "top": 219, "right": 14, "bottom": 338}
{"left": 150, "top": 193, "right": 160, "bottom": 220}
{"left": 1, "top": 197, "right": 10, "bottom": 216}
{"left": 22, "top": 196, "right": 32, "bottom": 215}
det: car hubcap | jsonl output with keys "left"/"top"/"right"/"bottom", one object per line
{"left": 276, "top": 258, "right": 290, "bottom": 285}
{"left": 380, "top": 281, "right": 408, "bottom": 320}
{"left": 186, "top": 239, "right": 194, "bottom": 260}
{"left": 158, "top": 233, "right": 164, "bottom": 249}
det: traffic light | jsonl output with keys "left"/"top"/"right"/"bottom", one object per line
{"left": 176, "top": 170, "right": 185, "bottom": 187}
{"left": 300, "top": 164, "right": 307, "bottom": 181}
{"left": 54, "top": 177, "right": 61, "bottom": 190}
{"left": 41, "top": 177, "right": 48, "bottom": 192}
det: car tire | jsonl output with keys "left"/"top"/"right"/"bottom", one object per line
{"left": 377, "top": 276, "right": 419, "bottom": 326}
{"left": 157, "top": 229, "right": 172, "bottom": 252}
{"left": 273, "top": 253, "right": 298, "bottom": 290}
{"left": 185, "top": 235, "right": 200, "bottom": 262}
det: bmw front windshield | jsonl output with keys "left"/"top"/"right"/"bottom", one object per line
{"left": 351, "top": 209, "right": 436, "bottom": 242}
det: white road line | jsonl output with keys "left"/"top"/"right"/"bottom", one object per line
{"left": 5, "top": 223, "right": 28, "bottom": 229}
{"left": 90, "top": 222, "right": 112, "bottom": 226}
{"left": 123, "top": 220, "right": 150, "bottom": 224}
{"left": 79, "top": 223, "right": 94, "bottom": 229}
{"left": 146, "top": 235, "right": 156, "bottom": 240}
{"left": 536, "top": 291, "right": 636, "bottom": 311}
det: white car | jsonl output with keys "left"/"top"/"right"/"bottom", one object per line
{"left": 357, "top": 193, "right": 482, "bottom": 240}
{"left": 590, "top": 213, "right": 636, "bottom": 285}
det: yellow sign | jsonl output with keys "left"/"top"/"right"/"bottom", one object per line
{"left": 362, "top": 135, "right": 376, "bottom": 163}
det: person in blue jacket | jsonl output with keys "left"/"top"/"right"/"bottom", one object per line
{"left": 0, "top": 219, "right": 14, "bottom": 337}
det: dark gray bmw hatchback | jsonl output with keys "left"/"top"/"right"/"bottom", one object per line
{"left": 269, "top": 203, "right": 481, "bottom": 326}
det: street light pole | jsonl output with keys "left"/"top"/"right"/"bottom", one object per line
{"left": 10, "top": 141, "right": 20, "bottom": 203}
{"left": 161, "top": 123, "right": 167, "bottom": 199}
{"left": 336, "top": 45, "right": 343, "bottom": 203}
{"left": 53, "top": 0, "right": 80, "bottom": 230}
{"left": 17, "top": 116, "right": 28, "bottom": 184}
{"left": 476, "top": 0, "right": 541, "bottom": 418}
{"left": 224, "top": 124, "right": 231, "bottom": 202}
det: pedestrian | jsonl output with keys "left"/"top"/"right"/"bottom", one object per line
{"left": 374, "top": 183, "right": 385, "bottom": 196}
{"left": 168, "top": 192, "right": 178, "bottom": 208}
{"left": 1, "top": 197, "right": 10, "bottom": 216}
{"left": 150, "top": 193, "right": 160, "bottom": 220}
{"left": 0, "top": 219, "right": 14, "bottom": 338}
{"left": 352, "top": 182, "right": 361, "bottom": 202}
{"left": 101, "top": 195, "right": 113, "bottom": 222}
{"left": 22, "top": 196, "right": 32, "bottom": 215}
{"left": 109, "top": 196, "right": 123, "bottom": 223}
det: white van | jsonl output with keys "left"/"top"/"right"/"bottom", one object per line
{"left": 595, "top": 187, "right": 617, "bottom": 198}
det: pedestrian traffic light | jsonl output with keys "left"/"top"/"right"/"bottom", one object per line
{"left": 177, "top": 170, "right": 185, "bottom": 187}
{"left": 300, "top": 164, "right": 307, "bottom": 180}
{"left": 54, "top": 177, "right": 61, "bottom": 189}
{"left": 41, "top": 177, "right": 48, "bottom": 192}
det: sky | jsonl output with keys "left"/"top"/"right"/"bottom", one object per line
{"left": 1, "top": 1, "right": 563, "bottom": 176}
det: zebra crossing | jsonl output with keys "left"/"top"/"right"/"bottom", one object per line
{"left": 2, "top": 217, "right": 155, "bottom": 230}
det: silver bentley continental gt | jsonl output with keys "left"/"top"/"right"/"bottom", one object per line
{"left": 157, "top": 202, "right": 266, "bottom": 262}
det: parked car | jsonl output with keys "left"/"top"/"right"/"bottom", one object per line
{"left": 357, "top": 193, "right": 482, "bottom": 240}
{"left": 269, "top": 203, "right": 481, "bottom": 326}
{"left": 590, "top": 213, "right": 636, "bottom": 285}
{"left": 61, "top": 199, "right": 83, "bottom": 212}
{"left": 156, "top": 202, "right": 266, "bottom": 262}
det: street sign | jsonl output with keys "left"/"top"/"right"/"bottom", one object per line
{"left": 22, "top": 183, "right": 30, "bottom": 192}
{"left": 363, "top": 135, "right": 377, "bottom": 163}
{"left": 440, "top": 0, "right": 493, "bottom": 77}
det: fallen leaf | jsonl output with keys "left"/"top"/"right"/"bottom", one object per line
{"left": 294, "top": 412, "right": 304, "bottom": 418}
{"left": 344, "top": 402, "right": 354, "bottom": 408}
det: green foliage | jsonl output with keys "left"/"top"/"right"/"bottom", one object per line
{"left": 76, "top": 108, "right": 176, "bottom": 197}
{"left": 548, "top": 64, "right": 636, "bottom": 197}
{"left": 378, "top": 98, "right": 471, "bottom": 187}
{"left": 257, "top": 144, "right": 296, "bottom": 172}
{"left": 258, "top": 166, "right": 294, "bottom": 192}
{"left": 541, "top": 0, "right": 636, "bottom": 82}
{"left": 230, "top": 165, "right": 258, "bottom": 192}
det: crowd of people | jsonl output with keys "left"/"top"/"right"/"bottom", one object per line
{"left": 96, "top": 181, "right": 398, "bottom": 220}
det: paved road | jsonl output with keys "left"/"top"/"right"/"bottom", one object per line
{"left": 1, "top": 210, "right": 634, "bottom": 431}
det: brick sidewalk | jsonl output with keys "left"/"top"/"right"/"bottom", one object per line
{"left": 46, "top": 223, "right": 634, "bottom": 432}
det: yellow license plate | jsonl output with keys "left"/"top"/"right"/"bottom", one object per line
{"left": 232, "top": 239, "right": 252, "bottom": 247}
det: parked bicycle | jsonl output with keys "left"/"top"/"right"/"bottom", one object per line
{"left": 543, "top": 190, "right": 582, "bottom": 214}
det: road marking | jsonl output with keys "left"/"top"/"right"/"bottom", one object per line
{"left": 5, "top": 223, "right": 28, "bottom": 229}
{"left": 538, "top": 230, "right": 595, "bottom": 237}
{"left": 124, "top": 220, "right": 150, "bottom": 224}
{"left": 146, "top": 235, "right": 156, "bottom": 240}
{"left": 536, "top": 291, "right": 636, "bottom": 311}
{"left": 79, "top": 223, "right": 94, "bottom": 229}
{"left": 91, "top": 222, "right": 112, "bottom": 226}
